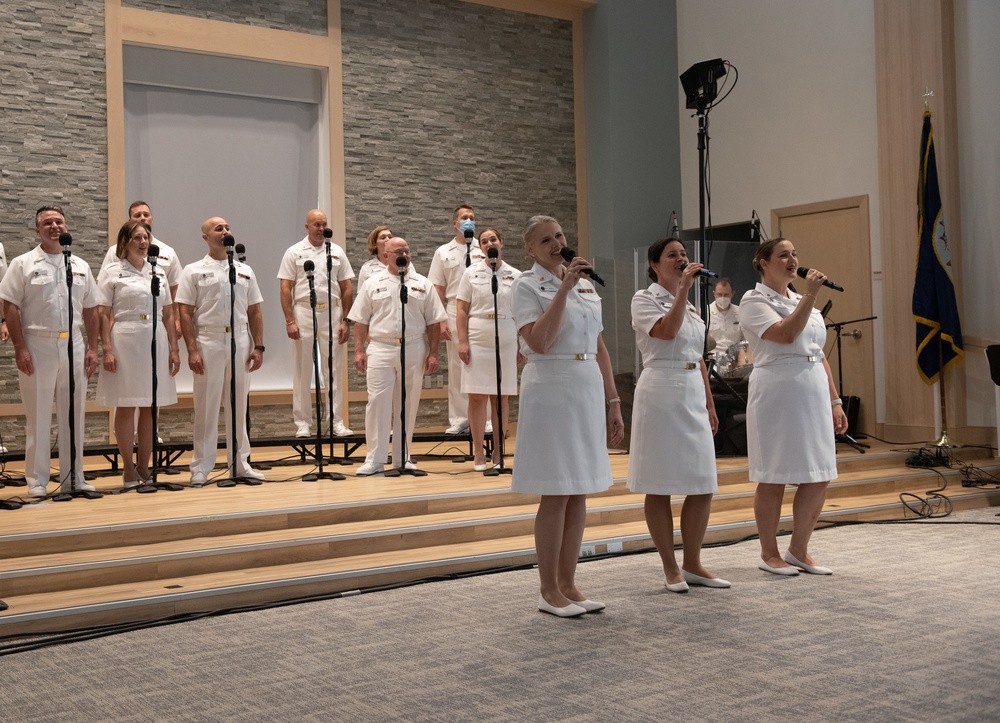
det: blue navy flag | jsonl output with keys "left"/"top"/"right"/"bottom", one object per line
{"left": 913, "top": 112, "right": 963, "bottom": 384}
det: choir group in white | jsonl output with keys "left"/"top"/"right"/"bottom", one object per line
{"left": 0, "top": 204, "right": 847, "bottom": 617}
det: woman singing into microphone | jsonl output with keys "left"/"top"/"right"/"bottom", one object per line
{"left": 511, "top": 215, "right": 624, "bottom": 617}
{"left": 96, "top": 220, "right": 180, "bottom": 488}
{"left": 740, "top": 238, "right": 848, "bottom": 576}
{"left": 628, "top": 237, "right": 726, "bottom": 592}
{"left": 455, "top": 228, "right": 521, "bottom": 471}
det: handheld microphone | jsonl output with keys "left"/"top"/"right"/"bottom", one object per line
{"left": 796, "top": 266, "right": 844, "bottom": 292}
{"left": 235, "top": 243, "right": 246, "bottom": 263}
{"left": 559, "top": 247, "right": 605, "bottom": 287}
{"left": 680, "top": 261, "right": 719, "bottom": 279}
{"left": 59, "top": 232, "right": 73, "bottom": 254}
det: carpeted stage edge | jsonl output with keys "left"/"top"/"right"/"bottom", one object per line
{"left": 3, "top": 506, "right": 999, "bottom": 722}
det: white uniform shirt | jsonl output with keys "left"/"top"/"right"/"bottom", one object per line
{"left": 174, "top": 256, "right": 263, "bottom": 329}
{"left": 0, "top": 243, "right": 7, "bottom": 284}
{"left": 101, "top": 237, "right": 181, "bottom": 290}
{"left": 0, "top": 246, "right": 97, "bottom": 331}
{"left": 428, "top": 238, "right": 486, "bottom": 305}
{"left": 740, "top": 282, "right": 826, "bottom": 367}
{"left": 455, "top": 260, "right": 520, "bottom": 317}
{"left": 276, "top": 237, "right": 355, "bottom": 308}
{"left": 632, "top": 284, "right": 705, "bottom": 366}
{"left": 348, "top": 267, "right": 446, "bottom": 338}
{"left": 511, "top": 263, "right": 603, "bottom": 360}
{"left": 708, "top": 299, "right": 741, "bottom": 356}
{"left": 96, "top": 259, "right": 172, "bottom": 322}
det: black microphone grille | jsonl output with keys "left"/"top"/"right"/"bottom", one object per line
{"left": 223, "top": 234, "right": 235, "bottom": 247}
{"left": 148, "top": 244, "right": 160, "bottom": 257}
{"left": 235, "top": 243, "right": 246, "bottom": 254}
{"left": 59, "top": 232, "right": 73, "bottom": 247}
{"left": 464, "top": 228, "right": 475, "bottom": 239}
{"left": 395, "top": 255, "right": 407, "bottom": 267}
{"left": 559, "top": 246, "right": 579, "bottom": 264}
{"left": 795, "top": 267, "right": 809, "bottom": 279}
{"left": 487, "top": 247, "right": 499, "bottom": 259}
{"left": 323, "top": 228, "right": 334, "bottom": 239}
{"left": 303, "top": 259, "right": 315, "bottom": 273}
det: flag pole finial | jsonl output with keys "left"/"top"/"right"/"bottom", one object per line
{"left": 922, "top": 87, "right": 934, "bottom": 113}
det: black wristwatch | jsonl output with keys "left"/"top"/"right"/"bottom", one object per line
{"left": 254, "top": 345, "right": 265, "bottom": 352}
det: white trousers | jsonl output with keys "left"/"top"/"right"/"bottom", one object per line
{"left": 363, "top": 338, "right": 426, "bottom": 467}
{"left": 190, "top": 329, "right": 254, "bottom": 478}
{"left": 291, "top": 304, "right": 344, "bottom": 432}
{"left": 444, "top": 305, "right": 468, "bottom": 427}
{"left": 19, "top": 333, "right": 87, "bottom": 488}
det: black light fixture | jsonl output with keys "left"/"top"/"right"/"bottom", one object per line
{"left": 680, "top": 58, "right": 727, "bottom": 110}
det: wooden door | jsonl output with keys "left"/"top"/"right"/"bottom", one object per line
{"left": 773, "top": 197, "right": 876, "bottom": 436}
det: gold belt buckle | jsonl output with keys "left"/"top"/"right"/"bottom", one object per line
{"left": 486, "top": 313, "right": 496, "bottom": 319}
{"left": 317, "top": 303, "right": 326, "bottom": 310}
{"left": 139, "top": 314, "right": 149, "bottom": 321}
{"left": 575, "top": 353, "right": 586, "bottom": 361}
{"left": 395, "top": 338, "right": 402, "bottom": 344}
{"left": 685, "top": 362, "right": 696, "bottom": 370}
{"left": 226, "top": 326, "right": 232, "bottom": 333}
{"left": 58, "top": 331, "right": 69, "bottom": 339}
{"left": 807, "top": 355, "right": 818, "bottom": 363}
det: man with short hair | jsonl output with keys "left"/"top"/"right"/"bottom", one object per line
{"left": 428, "top": 204, "right": 485, "bottom": 434}
{"left": 0, "top": 206, "right": 100, "bottom": 497}
{"left": 709, "top": 277, "right": 742, "bottom": 358}
{"left": 349, "top": 237, "right": 446, "bottom": 476}
{"left": 277, "top": 209, "right": 355, "bottom": 438}
{"left": 176, "top": 217, "right": 265, "bottom": 484}
{"left": 101, "top": 201, "right": 182, "bottom": 302}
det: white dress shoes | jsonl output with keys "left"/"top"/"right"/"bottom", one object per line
{"left": 758, "top": 559, "right": 800, "bottom": 576}
{"left": 682, "top": 570, "right": 732, "bottom": 588}
{"left": 537, "top": 595, "right": 586, "bottom": 617}
{"left": 445, "top": 422, "right": 470, "bottom": 435}
{"left": 239, "top": 468, "right": 266, "bottom": 481}
{"left": 332, "top": 423, "right": 354, "bottom": 437}
{"left": 190, "top": 472, "right": 208, "bottom": 486}
{"left": 665, "top": 580, "right": 690, "bottom": 593}
{"left": 570, "top": 598, "right": 606, "bottom": 613}
{"left": 357, "top": 461, "right": 384, "bottom": 476}
{"left": 473, "top": 462, "right": 489, "bottom": 472}
{"left": 782, "top": 550, "right": 833, "bottom": 575}
{"left": 27, "top": 483, "right": 47, "bottom": 498}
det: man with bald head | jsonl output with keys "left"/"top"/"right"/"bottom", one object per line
{"left": 348, "top": 237, "right": 446, "bottom": 476}
{"left": 277, "top": 209, "right": 355, "bottom": 438}
{"left": 175, "top": 217, "right": 265, "bottom": 484}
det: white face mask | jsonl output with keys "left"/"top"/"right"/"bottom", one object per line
{"left": 715, "top": 295, "right": 732, "bottom": 310}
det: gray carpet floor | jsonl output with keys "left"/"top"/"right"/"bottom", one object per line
{"left": 3, "top": 507, "right": 999, "bottom": 722}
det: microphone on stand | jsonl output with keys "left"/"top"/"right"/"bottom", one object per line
{"left": 487, "top": 245, "right": 498, "bottom": 269}
{"left": 235, "top": 243, "right": 246, "bottom": 263}
{"left": 559, "top": 247, "right": 605, "bottom": 287}
{"left": 669, "top": 210, "right": 680, "bottom": 240}
{"left": 750, "top": 211, "right": 760, "bottom": 244}
{"left": 680, "top": 261, "right": 720, "bottom": 279}
{"left": 304, "top": 259, "right": 316, "bottom": 304}
{"left": 796, "top": 266, "right": 844, "bottom": 292}
{"left": 397, "top": 254, "right": 408, "bottom": 302}
{"left": 463, "top": 227, "right": 475, "bottom": 268}
{"left": 59, "top": 232, "right": 73, "bottom": 255}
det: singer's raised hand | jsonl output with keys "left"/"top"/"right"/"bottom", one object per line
{"left": 800, "top": 268, "right": 827, "bottom": 297}
{"left": 678, "top": 261, "right": 703, "bottom": 292}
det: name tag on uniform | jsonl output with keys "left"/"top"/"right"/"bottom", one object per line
{"left": 31, "top": 270, "right": 52, "bottom": 285}
{"left": 198, "top": 274, "right": 218, "bottom": 287}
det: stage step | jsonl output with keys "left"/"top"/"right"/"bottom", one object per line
{"left": 0, "top": 444, "right": 997, "bottom": 636}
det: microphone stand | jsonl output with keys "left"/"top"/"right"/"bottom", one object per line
{"left": 303, "top": 264, "right": 344, "bottom": 482}
{"left": 827, "top": 313, "right": 877, "bottom": 453}
{"left": 384, "top": 261, "right": 426, "bottom": 478}
{"left": 324, "top": 234, "right": 343, "bottom": 465}
{"left": 484, "top": 255, "right": 511, "bottom": 477}
{"left": 53, "top": 237, "right": 100, "bottom": 502}
{"left": 236, "top": 246, "right": 269, "bottom": 473}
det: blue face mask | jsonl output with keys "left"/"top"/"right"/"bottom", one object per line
{"left": 459, "top": 219, "right": 475, "bottom": 237}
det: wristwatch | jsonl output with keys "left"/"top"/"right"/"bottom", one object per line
{"left": 254, "top": 345, "right": 266, "bottom": 352}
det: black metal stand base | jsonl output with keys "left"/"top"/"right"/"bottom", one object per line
{"left": 483, "top": 464, "right": 512, "bottom": 477}
{"left": 52, "top": 488, "right": 102, "bottom": 502}
{"left": 384, "top": 466, "right": 427, "bottom": 478}
{"left": 303, "top": 469, "right": 345, "bottom": 481}
{"left": 835, "top": 433, "right": 868, "bottom": 453}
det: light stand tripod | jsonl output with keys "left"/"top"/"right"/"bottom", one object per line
{"left": 483, "top": 250, "right": 511, "bottom": 477}
{"left": 826, "top": 312, "right": 877, "bottom": 453}
{"left": 384, "top": 258, "right": 426, "bottom": 478}
{"left": 52, "top": 232, "right": 100, "bottom": 502}
{"left": 302, "top": 260, "right": 344, "bottom": 482}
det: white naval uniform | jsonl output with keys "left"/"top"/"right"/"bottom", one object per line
{"left": 347, "top": 267, "right": 447, "bottom": 467}
{"left": 277, "top": 237, "right": 355, "bottom": 434}
{"left": 740, "top": 283, "right": 837, "bottom": 485}
{"left": 510, "top": 263, "right": 612, "bottom": 496}
{"left": 175, "top": 255, "right": 264, "bottom": 479}
{"left": 102, "top": 238, "right": 182, "bottom": 291}
{"left": 708, "top": 299, "right": 741, "bottom": 357}
{"left": 95, "top": 259, "right": 177, "bottom": 407}
{"left": 627, "top": 284, "right": 717, "bottom": 495}
{"left": 428, "top": 237, "right": 486, "bottom": 427}
{"left": 455, "top": 259, "right": 520, "bottom": 395}
{"left": 0, "top": 247, "right": 98, "bottom": 489}
{"left": 357, "top": 257, "right": 420, "bottom": 296}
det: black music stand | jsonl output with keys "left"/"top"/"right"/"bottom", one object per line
{"left": 826, "top": 313, "right": 877, "bottom": 453}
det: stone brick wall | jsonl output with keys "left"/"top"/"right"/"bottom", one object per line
{"left": 1, "top": 0, "right": 574, "bottom": 446}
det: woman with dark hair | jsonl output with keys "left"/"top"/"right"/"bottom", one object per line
{"left": 355, "top": 225, "right": 393, "bottom": 294}
{"left": 740, "top": 237, "right": 848, "bottom": 575}
{"left": 511, "top": 215, "right": 624, "bottom": 617}
{"left": 96, "top": 220, "right": 180, "bottom": 488}
{"left": 628, "top": 237, "right": 726, "bottom": 592}
{"left": 455, "top": 227, "right": 521, "bottom": 471}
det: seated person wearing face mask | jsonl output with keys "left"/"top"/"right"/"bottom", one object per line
{"left": 708, "top": 277, "right": 742, "bottom": 359}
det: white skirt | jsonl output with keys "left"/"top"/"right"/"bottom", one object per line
{"left": 512, "top": 359, "right": 612, "bottom": 495}
{"left": 96, "top": 320, "right": 178, "bottom": 407}
{"left": 627, "top": 366, "right": 717, "bottom": 495}
{"left": 746, "top": 362, "right": 837, "bottom": 484}
{"left": 461, "top": 316, "right": 517, "bottom": 395}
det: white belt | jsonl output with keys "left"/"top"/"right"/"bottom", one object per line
{"left": 370, "top": 335, "right": 424, "bottom": 345}
{"left": 115, "top": 313, "right": 154, "bottom": 322}
{"left": 199, "top": 324, "right": 249, "bottom": 334}
{"left": 531, "top": 353, "right": 596, "bottom": 362}
{"left": 645, "top": 360, "right": 699, "bottom": 370}
{"left": 26, "top": 328, "right": 78, "bottom": 339}
{"left": 757, "top": 355, "right": 822, "bottom": 367}
{"left": 472, "top": 313, "right": 512, "bottom": 320}
{"left": 295, "top": 301, "right": 328, "bottom": 310}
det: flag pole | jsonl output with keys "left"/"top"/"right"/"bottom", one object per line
{"left": 931, "top": 345, "right": 958, "bottom": 448}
